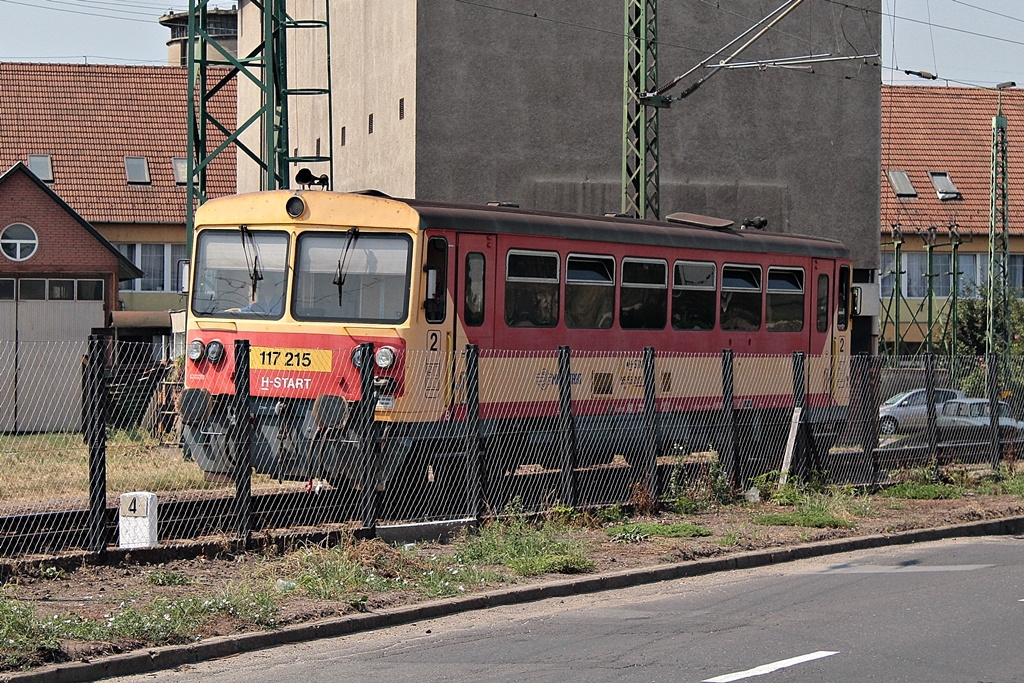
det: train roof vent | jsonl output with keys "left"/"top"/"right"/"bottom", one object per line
{"left": 665, "top": 212, "right": 734, "bottom": 230}
{"left": 487, "top": 201, "right": 519, "bottom": 208}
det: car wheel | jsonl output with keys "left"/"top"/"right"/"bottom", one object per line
{"left": 879, "top": 416, "right": 898, "bottom": 435}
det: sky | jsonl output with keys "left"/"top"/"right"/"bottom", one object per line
{"left": 0, "top": 0, "right": 1022, "bottom": 88}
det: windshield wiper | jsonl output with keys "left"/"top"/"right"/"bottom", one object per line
{"left": 332, "top": 227, "right": 359, "bottom": 304}
{"left": 239, "top": 224, "right": 263, "bottom": 300}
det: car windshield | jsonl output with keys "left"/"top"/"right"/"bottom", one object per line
{"left": 883, "top": 391, "right": 913, "bottom": 406}
{"left": 191, "top": 229, "right": 289, "bottom": 319}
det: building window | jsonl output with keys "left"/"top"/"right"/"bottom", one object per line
{"left": 171, "top": 157, "right": 188, "bottom": 185}
{"left": 399, "top": 98, "right": 405, "bottom": 120}
{"left": 368, "top": 113, "right": 374, "bottom": 134}
{"left": 27, "top": 155, "right": 54, "bottom": 182}
{"left": 117, "top": 243, "right": 186, "bottom": 293}
{"left": 928, "top": 171, "right": 961, "bottom": 200}
{"left": 1, "top": 223, "right": 38, "bottom": 261}
{"left": 77, "top": 280, "right": 104, "bottom": 301}
{"left": 0, "top": 280, "right": 13, "bottom": 300}
{"left": 341, "top": 126, "right": 347, "bottom": 146}
{"left": 886, "top": 170, "right": 916, "bottom": 198}
{"left": 20, "top": 279, "right": 45, "bottom": 301}
{"left": 125, "top": 157, "right": 151, "bottom": 184}
{"left": 48, "top": 280, "right": 75, "bottom": 301}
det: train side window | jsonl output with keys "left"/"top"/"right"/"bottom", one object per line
{"left": 838, "top": 264, "right": 850, "bottom": 331}
{"left": 566, "top": 254, "right": 614, "bottom": 329}
{"left": 817, "top": 273, "right": 830, "bottom": 333}
{"left": 672, "top": 260, "right": 715, "bottom": 331}
{"left": 505, "top": 249, "right": 559, "bottom": 327}
{"left": 620, "top": 257, "right": 667, "bottom": 329}
{"left": 464, "top": 252, "right": 485, "bottom": 327}
{"left": 766, "top": 267, "right": 804, "bottom": 332}
{"left": 720, "top": 264, "right": 762, "bottom": 331}
{"left": 424, "top": 236, "right": 447, "bottom": 323}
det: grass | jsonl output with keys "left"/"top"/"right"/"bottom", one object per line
{"left": 881, "top": 482, "right": 963, "bottom": 500}
{"left": 0, "top": 428, "right": 288, "bottom": 506}
{"left": 456, "top": 501, "right": 594, "bottom": 576}
{"left": 0, "top": 587, "right": 277, "bottom": 670}
{"left": 605, "top": 522, "right": 712, "bottom": 540}
{"left": 752, "top": 509, "right": 855, "bottom": 528}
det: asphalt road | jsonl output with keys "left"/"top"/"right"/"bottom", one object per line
{"left": 111, "top": 537, "right": 1024, "bottom": 683}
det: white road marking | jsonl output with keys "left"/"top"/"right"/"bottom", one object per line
{"left": 805, "top": 564, "right": 992, "bottom": 574}
{"left": 703, "top": 650, "right": 839, "bottom": 682}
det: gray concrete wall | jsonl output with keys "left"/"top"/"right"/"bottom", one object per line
{"left": 414, "top": 0, "right": 881, "bottom": 269}
{"left": 237, "top": 0, "right": 416, "bottom": 197}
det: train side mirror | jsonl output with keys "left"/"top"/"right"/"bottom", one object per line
{"left": 178, "top": 259, "right": 190, "bottom": 295}
{"left": 424, "top": 266, "right": 440, "bottom": 302}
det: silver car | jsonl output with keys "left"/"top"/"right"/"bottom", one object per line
{"left": 878, "top": 388, "right": 967, "bottom": 435}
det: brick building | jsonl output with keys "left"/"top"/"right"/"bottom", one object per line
{"left": 0, "top": 162, "right": 142, "bottom": 431}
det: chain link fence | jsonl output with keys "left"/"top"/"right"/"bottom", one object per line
{"left": 0, "top": 339, "right": 1019, "bottom": 559}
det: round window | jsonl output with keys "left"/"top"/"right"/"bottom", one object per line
{"left": 1, "top": 223, "right": 38, "bottom": 262}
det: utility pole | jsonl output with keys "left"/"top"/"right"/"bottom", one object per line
{"left": 621, "top": 0, "right": 659, "bottom": 220}
{"left": 986, "top": 82, "right": 1014, "bottom": 360}
{"left": 186, "top": 0, "right": 334, "bottom": 251}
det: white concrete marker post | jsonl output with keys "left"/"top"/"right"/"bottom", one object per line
{"left": 118, "top": 491, "right": 158, "bottom": 549}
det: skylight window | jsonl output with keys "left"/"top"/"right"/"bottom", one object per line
{"left": 171, "top": 157, "right": 188, "bottom": 185}
{"left": 27, "top": 155, "right": 53, "bottom": 182}
{"left": 928, "top": 171, "right": 961, "bottom": 200}
{"left": 125, "top": 157, "right": 151, "bottom": 184}
{"left": 886, "top": 170, "right": 916, "bottom": 198}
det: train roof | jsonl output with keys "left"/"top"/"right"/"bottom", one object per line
{"left": 387, "top": 194, "right": 852, "bottom": 260}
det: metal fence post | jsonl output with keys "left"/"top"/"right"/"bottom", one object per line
{"left": 85, "top": 335, "right": 108, "bottom": 554}
{"left": 721, "top": 349, "right": 739, "bottom": 490}
{"left": 641, "top": 346, "right": 658, "bottom": 497}
{"left": 357, "top": 342, "right": 379, "bottom": 537}
{"left": 988, "top": 353, "right": 1001, "bottom": 471}
{"left": 854, "top": 353, "right": 880, "bottom": 483}
{"left": 557, "top": 345, "right": 578, "bottom": 507}
{"left": 925, "top": 353, "right": 937, "bottom": 466}
{"left": 232, "top": 339, "right": 252, "bottom": 545}
{"left": 464, "top": 345, "right": 483, "bottom": 522}
{"left": 779, "top": 351, "right": 805, "bottom": 486}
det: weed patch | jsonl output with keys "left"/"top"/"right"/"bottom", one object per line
{"left": 605, "top": 522, "right": 712, "bottom": 539}
{"left": 753, "top": 510, "right": 854, "bottom": 528}
{"left": 881, "top": 482, "right": 962, "bottom": 500}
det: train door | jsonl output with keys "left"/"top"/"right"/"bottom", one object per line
{"left": 811, "top": 259, "right": 833, "bottom": 355}
{"left": 451, "top": 234, "right": 496, "bottom": 411}
{"left": 455, "top": 233, "right": 496, "bottom": 350}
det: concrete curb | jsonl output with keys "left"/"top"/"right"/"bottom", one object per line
{"left": 6, "top": 515, "right": 1024, "bottom": 683}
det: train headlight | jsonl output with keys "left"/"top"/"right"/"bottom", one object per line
{"left": 351, "top": 346, "right": 368, "bottom": 370}
{"left": 286, "top": 196, "right": 306, "bottom": 218}
{"left": 375, "top": 346, "right": 396, "bottom": 369}
{"left": 187, "top": 340, "right": 206, "bottom": 362}
{"left": 206, "top": 340, "right": 225, "bottom": 364}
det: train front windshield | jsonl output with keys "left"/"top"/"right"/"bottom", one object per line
{"left": 293, "top": 232, "right": 412, "bottom": 323}
{"left": 191, "top": 230, "right": 290, "bottom": 319}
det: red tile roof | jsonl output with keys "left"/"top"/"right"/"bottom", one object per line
{"left": 882, "top": 85, "right": 1024, "bottom": 237}
{"left": 0, "top": 62, "right": 235, "bottom": 225}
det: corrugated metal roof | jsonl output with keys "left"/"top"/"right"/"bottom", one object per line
{"left": 0, "top": 62, "right": 236, "bottom": 225}
{"left": 881, "top": 85, "right": 1024, "bottom": 236}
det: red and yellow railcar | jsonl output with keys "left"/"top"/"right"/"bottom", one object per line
{"left": 179, "top": 190, "right": 851, "bottom": 486}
